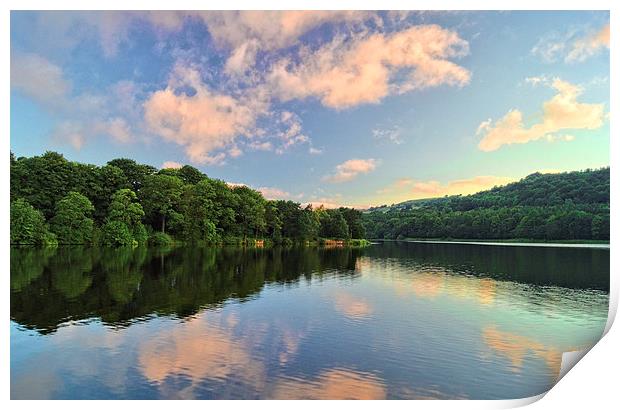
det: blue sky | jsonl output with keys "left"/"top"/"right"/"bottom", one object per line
{"left": 10, "top": 11, "right": 610, "bottom": 208}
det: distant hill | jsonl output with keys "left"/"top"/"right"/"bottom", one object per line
{"left": 363, "top": 168, "right": 610, "bottom": 241}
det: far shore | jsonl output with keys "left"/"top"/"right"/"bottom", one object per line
{"left": 372, "top": 238, "right": 610, "bottom": 249}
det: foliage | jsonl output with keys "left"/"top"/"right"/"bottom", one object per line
{"left": 10, "top": 199, "right": 53, "bottom": 245}
{"left": 10, "top": 151, "right": 383, "bottom": 246}
{"left": 101, "top": 220, "right": 135, "bottom": 247}
{"left": 364, "top": 168, "right": 610, "bottom": 241}
{"left": 149, "top": 232, "right": 174, "bottom": 246}
{"left": 103, "top": 188, "right": 148, "bottom": 246}
{"left": 50, "top": 192, "right": 95, "bottom": 244}
{"left": 139, "top": 174, "right": 183, "bottom": 233}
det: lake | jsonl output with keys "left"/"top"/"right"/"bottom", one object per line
{"left": 10, "top": 242, "right": 609, "bottom": 399}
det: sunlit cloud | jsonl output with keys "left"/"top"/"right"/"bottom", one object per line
{"left": 161, "top": 161, "right": 182, "bottom": 169}
{"left": 267, "top": 24, "right": 470, "bottom": 109}
{"left": 323, "top": 158, "right": 379, "bottom": 183}
{"left": 143, "top": 63, "right": 262, "bottom": 165}
{"left": 379, "top": 175, "right": 516, "bottom": 200}
{"left": 257, "top": 187, "right": 303, "bottom": 201}
{"left": 477, "top": 78, "right": 606, "bottom": 151}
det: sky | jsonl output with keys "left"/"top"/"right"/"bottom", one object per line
{"left": 10, "top": 11, "right": 610, "bottom": 208}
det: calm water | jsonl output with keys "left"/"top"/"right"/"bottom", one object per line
{"left": 10, "top": 242, "right": 609, "bottom": 399}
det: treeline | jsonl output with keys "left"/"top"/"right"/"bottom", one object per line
{"left": 363, "top": 168, "right": 610, "bottom": 241}
{"left": 10, "top": 151, "right": 365, "bottom": 246}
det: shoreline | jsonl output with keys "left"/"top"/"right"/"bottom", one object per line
{"left": 372, "top": 239, "right": 610, "bottom": 249}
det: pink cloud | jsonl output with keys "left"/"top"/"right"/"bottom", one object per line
{"left": 268, "top": 25, "right": 470, "bottom": 109}
{"left": 143, "top": 64, "right": 259, "bottom": 164}
{"left": 161, "top": 161, "right": 182, "bottom": 169}
{"left": 377, "top": 175, "right": 516, "bottom": 201}
{"left": 257, "top": 187, "right": 303, "bottom": 201}
{"left": 323, "top": 159, "right": 379, "bottom": 183}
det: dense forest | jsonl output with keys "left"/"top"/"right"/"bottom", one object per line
{"left": 363, "top": 168, "right": 610, "bottom": 241}
{"left": 10, "top": 152, "right": 366, "bottom": 246}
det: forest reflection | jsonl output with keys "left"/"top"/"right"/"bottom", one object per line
{"left": 11, "top": 242, "right": 609, "bottom": 334}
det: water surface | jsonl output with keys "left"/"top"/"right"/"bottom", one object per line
{"left": 10, "top": 242, "right": 609, "bottom": 399}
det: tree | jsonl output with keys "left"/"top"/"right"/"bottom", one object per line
{"left": 107, "top": 158, "right": 156, "bottom": 193}
{"left": 232, "top": 186, "right": 266, "bottom": 241}
{"left": 339, "top": 207, "right": 365, "bottom": 239}
{"left": 299, "top": 205, "right": 320, "bottom": 240}
{"left": 139, "top": 174, "right": 183, "bottom": 234}
{"left": 101, "top": 220, "right": 134, "bottom": 247}
{"left": 180, "top": 180, "right": 219, "bottom": 242}
{"left": 178, "top": 165, "right": 206, "bottom": 185}
{"left": 265, "top": 201, "right": 282, "bottom": 243}
{"left": 50, "top": 192, "right": 95, "bottom": 244}
{"left": 91, "top": 165, "right": 129, "bottom": 223}
{"left": 10, "top": 199, "right": 54, "bottom": 245}
{"left": 103, "top": 189, "right": 147, "bottom": 246}
{"left": 318, "top": 209, "right": 350, "bottom": 239}
{"left": 10, "top": 151, "right": 74, "bottom": 219}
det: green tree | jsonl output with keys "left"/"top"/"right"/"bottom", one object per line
{"left": 10, "top": 199, "right": 54, "bottom": 245}
{"left": 102, "top": 189, "right": 147, "bottom": 246}
{"left": 180, "top": 180, "right": 219, "bottom": 243}
{"left": 107, "top": 158, "right": 156, "bottom": 193}
{"left": 232, "top": 186, "right": 266, "bottom": 241}
{"left": 319, "top": 208, "right": 350, "bottom": 239}
{"left": 50, "top": 192, "right": 95, "bottom": 244}
{"left": 101, "top": 220, "right": 134, "bottom": 246}
{"left": 139, "top": 174, "right": 183, "bottom": 233}
{"left": 178, "top": 165, "right": 206, "bottom": 185}
{"left": 265, "top": 201, "right": 282, "bottom": 243}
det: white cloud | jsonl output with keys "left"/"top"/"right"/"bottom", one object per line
{"left": 566, "top": 23, "right": 610, "bottom": 62}
{"left": 477, "top": 78, "right": 606, "bottom": 151}
{"left": 532, "top": 23, "right": 610, "bottom": 64}
{"left": 323, "top": 159, "right": 379, "bottom": 183}
{"left": 372, "top": 126, "right": 404, "bottom": 145}
{"left": 11, "top": 53, "right": 71, "bottom": 106}
{"left": 274, "top": 111, "right": 310, "bottom": 154}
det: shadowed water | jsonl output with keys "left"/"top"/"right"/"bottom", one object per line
{"left": 10, "top": 242, "right": 608, "bottom": 399}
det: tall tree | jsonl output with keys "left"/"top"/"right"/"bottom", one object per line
{"left": 180, "top": 180, "right": 218, "bottom": 242}
{"left": 139, "top": 174, "right": 183, "bottom": 233}
{"left": 102, "top": 189, "right": 147, "bottom": 246}
{"left": 232, "top": 186, "right": 266, "bottom": 241}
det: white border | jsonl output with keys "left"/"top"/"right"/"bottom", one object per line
{"left": 2, "top": 1, "right": 616, "bottom": 408}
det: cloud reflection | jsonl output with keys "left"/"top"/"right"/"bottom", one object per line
{"left": 270, "top": 367, "right": 387, "bottom": 399}
{"left": 333, "top": 292, "right": 373, "bottom": 320}
{"left": 482, "top": 325, "right": 563, "bottom": 379}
